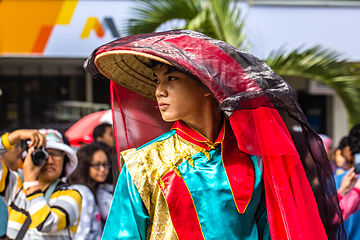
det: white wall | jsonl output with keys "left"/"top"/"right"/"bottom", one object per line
{"left": 243, "top": 4, "right": 360, "bottom": 61}
{"left": 332, "top": 93, "right": 349, "bottom": 146}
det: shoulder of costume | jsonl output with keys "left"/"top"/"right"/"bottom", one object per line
{"left": 119, "top": 129, "right": 178, "bottom": 211}
{"left": 120, "top": 129, "right": 177, "bottom": 161}
{"left": 137, "top": 129, "right": 177, "bottom": 150}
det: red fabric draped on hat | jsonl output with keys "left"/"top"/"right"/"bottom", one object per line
{"left": 86, "top": 30, "right": 344, "bottom": 240}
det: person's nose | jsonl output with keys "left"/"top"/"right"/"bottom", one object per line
{"left": 46, "top": 155, "right": 55, "bottom": 163}
{"left": 155, "top": 81, "right": 168, "bottom": 98}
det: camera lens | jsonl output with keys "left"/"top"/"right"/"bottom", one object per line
{"left": 31, "top": 148, "right": 48, "bottom": 166}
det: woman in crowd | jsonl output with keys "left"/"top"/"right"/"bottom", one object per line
{"left": 334, "top": 136, "right": 354, "bottom": 175}
{"left": 68, "top": 143, "right": 113, "bottom": 240}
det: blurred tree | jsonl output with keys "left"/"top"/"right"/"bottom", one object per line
{"left": 125, "top": 0, "right": 360, "bottom": 126}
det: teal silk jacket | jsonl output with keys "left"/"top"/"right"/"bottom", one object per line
{"left": 102, "top": 120, "right": 270, "bottom": 240}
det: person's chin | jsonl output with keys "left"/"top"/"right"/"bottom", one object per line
{"left": 40, "top": 174, "right": 58, "bottom": 183}
{"left": 97, "top": 178, "right": 106, "bottom": 183}
{"left": 160, "top": 113, "right": 179, "bottom": 122}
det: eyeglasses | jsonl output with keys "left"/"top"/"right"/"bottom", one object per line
{"left": 90, "top": 162, "right": 111, "bottom": 170}
{"left": 47, "top": 150, "right": 65, "bottom": 159}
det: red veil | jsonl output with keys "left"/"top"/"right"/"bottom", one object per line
{"left": 85, "top": 30, "right": 345, "bottom": 239}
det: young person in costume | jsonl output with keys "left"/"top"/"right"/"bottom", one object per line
{"left": 85, "top": 30, "right": 345, "bottom": 239}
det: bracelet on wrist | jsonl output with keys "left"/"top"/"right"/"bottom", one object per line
{"left": 1, "top": 132, "right": 15, "bottom": 150}
{"left": 23, "top": 181, "right": 40, "bottom": 190}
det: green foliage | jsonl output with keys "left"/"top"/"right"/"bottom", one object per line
{"left": 267, "top": 47, "right": 360, "bottom": 126}
{"left": 125, "top": 0, "right": 246, "bottom": 48}
{"left": 126, "top": 0, "right": 199, "bottom": 35}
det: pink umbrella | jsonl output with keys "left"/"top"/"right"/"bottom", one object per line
{"left": 65, "top": 110, "right": 112, "bottom": 147}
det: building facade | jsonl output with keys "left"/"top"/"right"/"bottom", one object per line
{"left": 0, "top": 0, "right": 359, "bottom": 146}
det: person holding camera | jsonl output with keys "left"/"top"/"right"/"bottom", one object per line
{"left": 1, "top": 129, "right": 45, "bottom": 207}
{"left": 334, "top": 123, "right": 360, "bottom": 239}
{"left": 1, "top": 129, "right": 82, "bottom": 239}
{"left": 1, "top": 129, "right": 45, "bottom": 239}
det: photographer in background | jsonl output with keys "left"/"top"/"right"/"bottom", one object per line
{"left": 1, "top": 129, "right": 82, "bottom": 239}
{"left": 334, "top": 123, "right": 360, "bottom": 239}
{"left": 349, "top": 123, "right": 360, "bottom": 174}
{"left": 1, "top": 129, "right": 45, "bottom": 155}
{"left": 1, "top": 129, "right": 45, "bottom": 239}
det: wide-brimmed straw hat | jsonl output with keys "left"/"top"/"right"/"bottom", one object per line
{"left": 94, "top": 50, "right": 172, "bottom": 100}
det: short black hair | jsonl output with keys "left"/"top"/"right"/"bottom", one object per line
{"left": 93, "top": 123, "right": 112, "bottom": 140}
{"left": 349, "top": 123, "right": 360, "bottom": 154}
{"left": 147, "top": 59, "right": 206, "bottom": 89}
{"left": 337, "top": 136, "right": 349, "bottom": 151}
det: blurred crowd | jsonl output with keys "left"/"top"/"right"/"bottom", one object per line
{"left": 321, "top": 123, "right": 360, "bottom": 239}
{"left": 0, "top": 123, "right": 116, "bottom": 239}
{"left": 1, "top": 121, "right": 360, "bottom": 239}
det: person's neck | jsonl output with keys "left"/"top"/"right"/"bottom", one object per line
{"left": 344, "top": 162, "right": 353, "bottom": 170}
{"left": 39, "top": 180, "right": 58, "bottom": 192}
{"left": 183, "top": 101, "right": 222, "bottom": 143}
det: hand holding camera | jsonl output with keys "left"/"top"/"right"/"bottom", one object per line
{"left": 7, "top": 129, "right": 45, "bottom": 148}
{"left": 28, "top": 145, "right": 48, "bottom": 166}
{"left": 23, "top": 147, "right": 45, "bottom": 182}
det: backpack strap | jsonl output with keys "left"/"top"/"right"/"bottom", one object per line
{"left": 44, "top": 179, "right": 61, "bottom": 202}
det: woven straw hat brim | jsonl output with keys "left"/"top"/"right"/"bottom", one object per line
{"left": 94, "top": 50, "right": 172, "bottom": 100}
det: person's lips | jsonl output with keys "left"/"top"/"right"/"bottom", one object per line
{"left": 42, "top": 165, "right": 56, "bottom": 172}
{"left": 158, "top": 102, "right": 170, "bottom": 110}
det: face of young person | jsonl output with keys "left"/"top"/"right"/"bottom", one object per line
{"left": 89, "top": 150, "right": 109, "bottom": 183}
{"left": 153, "top": 64, "right": 209, "bottom": 122}
{"left": 39, "top": 148, "right": 64, "bottom": 184}
{"left": 98, "top": 126, "right": 114, "bottom": 148}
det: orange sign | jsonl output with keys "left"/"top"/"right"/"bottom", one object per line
{"left": 0, "top": 0, "right": 78, "bottom": 55}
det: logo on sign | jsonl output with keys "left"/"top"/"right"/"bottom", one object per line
{"left": 81, "top": 17, "right": 120, "bottom": 39}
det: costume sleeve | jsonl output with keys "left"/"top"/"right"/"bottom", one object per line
{"left": 255, "top": 188, "right": 271, "bottom": 240}
{"left": 339, "top": 187, "right": 360, "bottom": 221}
{"left": 25, "top": 188, "right": 82, "bottom": 232}
{"left": 102, "top": 164, "right": 149, "bottom": 240}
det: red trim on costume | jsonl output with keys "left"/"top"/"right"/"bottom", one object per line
{"left": 229, "top": 108, "right": 328, "bottom": 240}
{"left": 159, "top": 170, "right": 205, "bottom": 240}
{"left": 172, "top": 120, "right": 255, "bottom": 214}
{"left": 171, "top": 120, "right": 225, "bottom": 151}
{"left": 222, "top": 123, "right": 255, "bottom": 214}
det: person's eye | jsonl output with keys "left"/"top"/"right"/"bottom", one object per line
{"left": 168, "top": 76, "right": 177, "bottom": 81}
{"left": 152, "top": 78, "right": 160, "bottom": 84}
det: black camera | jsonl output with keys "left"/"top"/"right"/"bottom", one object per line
{"left": 31, "top": 146, "right": 49, "bottom": 166}
{"left": 354, "top": 153, "right": 360, "bottom": 174}
{"left": 22, "top": 141, "right": 49, "bottom": 166}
